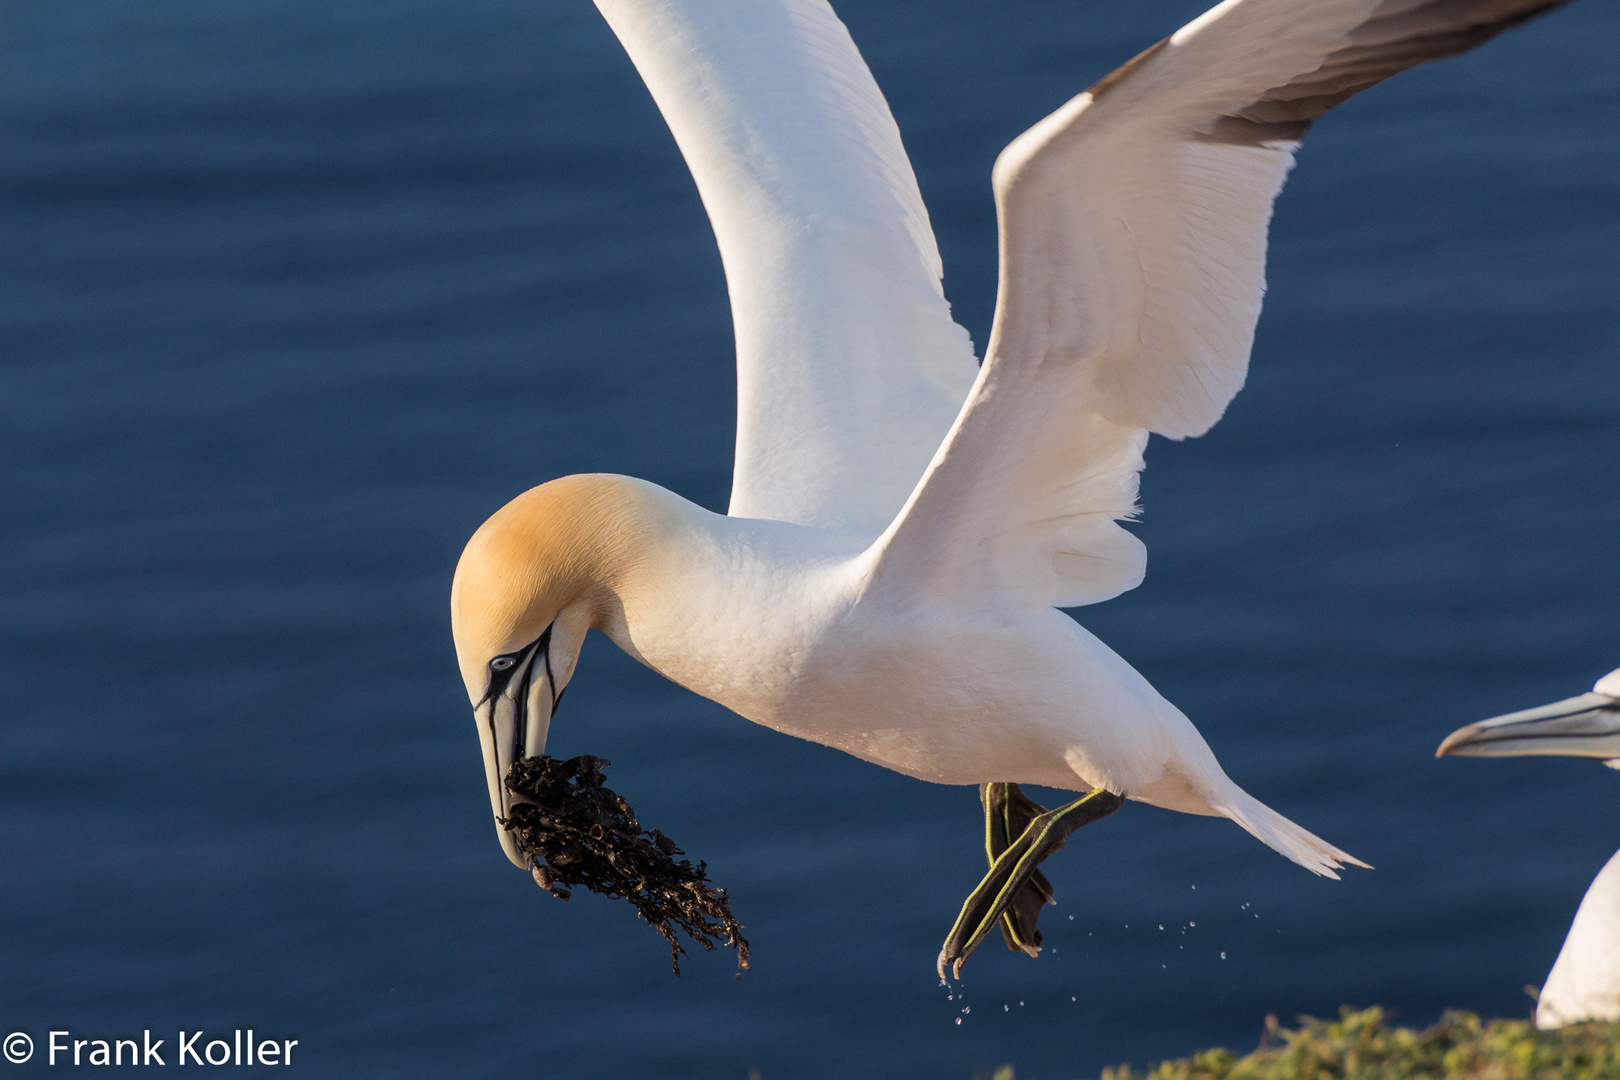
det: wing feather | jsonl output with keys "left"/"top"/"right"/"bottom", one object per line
{"left": 875, "top": 0, "right": 1568, "bottom": 610}
{"left": 595, "top": 0, "right": 978, "bottom": 534}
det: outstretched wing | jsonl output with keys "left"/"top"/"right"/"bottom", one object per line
{"left": 595, "top": 0, "right": 978, "bottom": 535}
{"left": 875, "top": 0, "right": 1568, "bottom": 610}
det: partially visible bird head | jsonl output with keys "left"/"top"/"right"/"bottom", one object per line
{"left": 451, "top": 473, "right": 662, "bottom": 867}
{"left": 1436, "top": 667, "right": 1620, "bottom": 766}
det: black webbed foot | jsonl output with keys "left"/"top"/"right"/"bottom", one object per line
{"left": 982, "top": 782, "right": 1055, "bottom": 955}
{"left": 939, "top": 786, "right": 1124, "bottom": 980}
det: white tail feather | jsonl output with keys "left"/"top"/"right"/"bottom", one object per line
{"left": 1216, "top": 789, "right": 1371, "bottom": 879}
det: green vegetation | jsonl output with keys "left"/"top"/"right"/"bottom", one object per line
{"left": 1092, "top": 1006, "right": 1620, "bottom": 1080}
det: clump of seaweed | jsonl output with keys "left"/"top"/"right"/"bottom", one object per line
{"left": 501, "top": 754, "right": 749, "bottom": 976}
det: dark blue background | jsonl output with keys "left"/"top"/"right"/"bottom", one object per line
{"left": 3, "top": 1, "right": 1617, "bottom": 1076}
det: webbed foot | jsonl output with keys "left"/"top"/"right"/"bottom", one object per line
{"left": 938, "top": 785, "right": 1124, "bottom": 980}
{"left": 983, "top": 782, "right": 1055, "bottom": 955}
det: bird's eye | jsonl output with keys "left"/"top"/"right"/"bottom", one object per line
{"left": 490, "top": 656, "right": 516, "bottom": 671}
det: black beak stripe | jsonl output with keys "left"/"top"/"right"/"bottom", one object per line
{"left": 513, "top": 625, "right": 552, "bottom": 760}
{"left": 476, "top": 626, "right": 553, "bottom": 789}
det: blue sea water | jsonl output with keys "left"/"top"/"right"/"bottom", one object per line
{"left": 3, "top": 0, "right": 1618, "bottom": 1076}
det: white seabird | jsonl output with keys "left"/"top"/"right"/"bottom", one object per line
{"left": 451, "top": 0, "right": 1569, "bottom": 977}
{"left": 1438, "top": 668, "right": 1620, "bottom": 1028}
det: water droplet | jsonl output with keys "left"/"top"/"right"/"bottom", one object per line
{"left": 955, "top": 1018, "right": 962, "bottom": 1026}
{"left": 1019, "top": 1001, "right": 1024, "bottom": 1007}
{"left": 1190, "top": 885, "right": 1196, "bottom": 890}
{"left": 1189, "top": 921, "right": 1195, "bottom": 927}
{"left": 1003, "top": 1005, "right": 1009, "bottom": 1012}
{"left": 963, "top": 1007, "right": 971, "bottom": 1014}
{"left": 1071, "top": 996, "right": 1076, "bottom": 1002}
{"left": 1067, "top": 915, "right": 1074, "bottom": 920}
{"left": 1221, "top": 952, "right": 1227, "bottom": 959}
{"left": 1158, "top": 924, "right": 1164, "bottom": 931}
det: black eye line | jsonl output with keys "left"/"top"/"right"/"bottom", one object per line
{"left": 477, "top": 627, "right": 549, "bottom": 707}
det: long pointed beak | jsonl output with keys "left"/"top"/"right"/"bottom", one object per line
{"left": 475, "top": 635, "right": 557, "bottom": 868}
{"left": 1436, "top": 691, "right": 1620, "bottom": 761}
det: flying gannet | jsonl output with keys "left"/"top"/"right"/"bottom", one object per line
{"left": 452, "top": 0, "right": 1570, "bottom": 977}
{"left": 1438, "top": 668, "right": 1620, "bottom": 1028}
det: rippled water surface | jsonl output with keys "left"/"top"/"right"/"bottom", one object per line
{"left": 3, "top": 1, "right": 1618, "bottom": 1076}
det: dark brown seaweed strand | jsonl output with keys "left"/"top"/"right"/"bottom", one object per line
{"left": 501, "top": 755, "right": 750, "bottom": 976}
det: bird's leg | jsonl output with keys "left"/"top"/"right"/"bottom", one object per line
{"left": 939, "top": 786, "right": 1125, "bottom": 980}
{"left": 982, "top": 782, "right": 1056, "bottom": 955}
